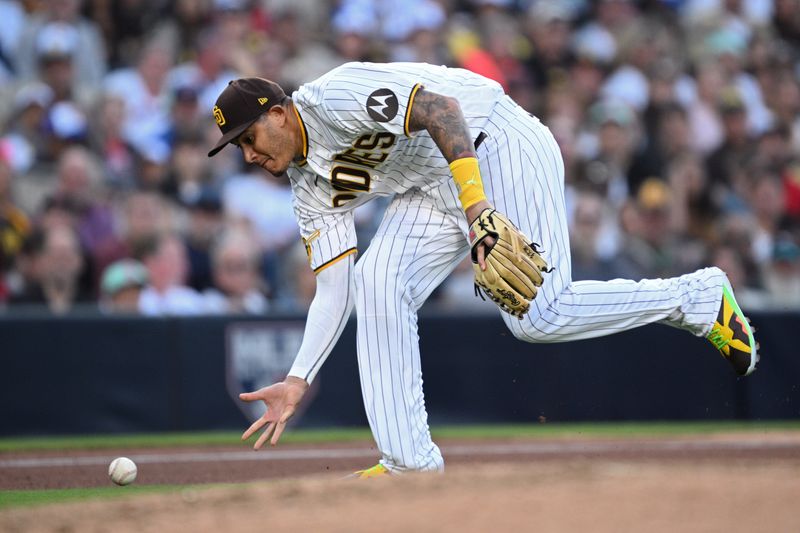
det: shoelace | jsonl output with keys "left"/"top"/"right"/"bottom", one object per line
{"left": 707, "top": 325, "right": 731, "bottom": 351}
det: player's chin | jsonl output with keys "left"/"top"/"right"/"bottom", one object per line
{"left": 257, "top": 161, "right": 288, "bottom": 177}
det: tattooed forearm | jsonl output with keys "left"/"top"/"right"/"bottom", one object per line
{"left": 408, "top": 89, "right": 476, "bottom": 162}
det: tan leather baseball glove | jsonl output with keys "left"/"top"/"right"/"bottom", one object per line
{"left": 469, "top": 208, "right": 550, "bottom": 319}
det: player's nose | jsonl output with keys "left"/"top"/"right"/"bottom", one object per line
{"left": 241, "top": 145, "right": 259, "bottom": 164}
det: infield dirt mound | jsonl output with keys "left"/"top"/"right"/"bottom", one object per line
{"left": 3, "top": 458, "right": 800, "bottom": 533}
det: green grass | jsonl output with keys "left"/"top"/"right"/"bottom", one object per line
{"left": 0, "top": 428, "right": 374, "bottom": 453}
{"left": 0, "top": 485, "right": 220, "bottom": 509}
{"left": 431, "top": 420, "right": 800, "bottom": 439}
{"left": 1, "top": 421, "right": 798, "bottom": 453}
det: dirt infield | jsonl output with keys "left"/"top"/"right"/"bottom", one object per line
{"left": 2, "top": 431, "right": 799, "bottom": 532}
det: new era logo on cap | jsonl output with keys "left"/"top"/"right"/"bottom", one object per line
{"left": 207, "top": 78, "right": 287, "bottom": 157}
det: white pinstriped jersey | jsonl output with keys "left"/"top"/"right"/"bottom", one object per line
{"left": 287, "top": 62, "right": 505, "bottom": 272}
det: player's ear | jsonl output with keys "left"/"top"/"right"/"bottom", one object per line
{"left": 268, "top": 105, "right": 287, "bottom": 127}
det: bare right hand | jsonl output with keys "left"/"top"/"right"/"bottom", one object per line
{"left": 239, "top": 376, "right": 309, "bottom": 449}
{"left": 465, "top": 199, "right": 495, "bottom": 271}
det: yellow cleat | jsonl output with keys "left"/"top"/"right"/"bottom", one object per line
{"left": 346, "top": 464, "right": 391, "bottom": 479}
{"left": 707, "top": 284, "right": 759, "bottom": 376}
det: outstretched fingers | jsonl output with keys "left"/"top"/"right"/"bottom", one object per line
{"left": 239, "top": 391, "right": 260, "bottom": 402}
{"left": 254, "top": 422, "right": 276, "bottom": 450}
{"left": 271, "top": 420, "right": 287, "bottom": 446}
{"left": 270, "top": 405, "right": 297, "bottom": 445}
{"left": 242, "top": 415, "right": 269, "bottom": 441}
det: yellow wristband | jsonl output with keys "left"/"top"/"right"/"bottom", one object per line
{"left": 449, "top": 157, "right": 487, "bottom": 210}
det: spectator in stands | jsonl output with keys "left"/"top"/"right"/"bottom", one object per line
{"left": 666, "top": 153, "right": 718, "bottom": 249}
{"left": 99, "top": 258, "right": 148, "bottom": 314}
{"left": 762, "top": 233, "right": 800, "bottom": 309}
{"left": 222, "top": 168, "right": 297, "bottom": 299}
{"left": 88, "top": 93, "right": 138, "bottom": 191}
{"left": 706, "top": 27, "right": 771, "bottom": 135}
{"left": 104, "top": 35, "right": 175, "bottom": 172}
{"left": 0, "top": 149, "right": 31, "bottom": 303}
{"left": 0, "top": 0, "right": 26, "bottom": 85}
{"left": 570, "top": 15, "right": 616, "bottom": 109}
{"left": 687, "top": 61, "right": 728, "bottom": 155}
{"left": 15, "top": 0, "right": 107, "bottom": 97}
{"left": 93, "top": 190, "right": 171, "bottom": 283}
{"left": 570, "top": 190, "right": 633, "bottom": 281}
{"left": 50, "top": 146, "right": 116, "bottom": 259}
{"left": 86, "top": 0, "right": 169, "bottom": 69}
{"left": 446, "top": 16, "right": 508, "bottom": 90}
{"left": 773, "top": 0, "right": 800, "bottom": 47}
{"left": 135, "top": 232, "right": 204, "bottom": 316}
{"left": 578, "top": 100, "right": 638, "bottom": 210}
{"left": 10, "top": 225, "right": 91, "bottom": 313}
{"left": 169, "top": 27, "right": 242, "bottom": 113}
{"left": 183, "top": 188, "right": 224, "bottom": 292}
{"left": 706, "top": 89, "right": 755, "bottom": 195}
{"left": 166, "top": 0, "right": 214, "bottom": 62}
{"left": 748, "top": 170, "right": 788, "bottom": 264}
{"left": 272, "top": 7, "right": 343, "bottom": 89}
{"left": 164, "top": 131, "right": 215, "bottom": 205}
{"left": 768, "top": 68, "right": 800, "bottom": 148}
{"left": 33, "top": 23, "right": 80, "bottom": 104}
{"left": 617, "top": 177, "right": 695, "bottom": 279}
{"left": 275, "top": 241, "right": 317, "bottom": 312}
{"left": 204, "top": 229, "right": 268, "bottom": 314}
{"left": 167, "top": 86, "right": 205, "bottom": 150}
{"left": 525, "top": 2, "right": 575, "bottom": 92}
{"left": 395, "top": 1, "right": 450, "bottom": 65}
{"left": 24, "top": 24, "right": 94, "bottom": 164}
{"left": 330, "top": 4, "right": 378, "bottom": 63}
{"left": 602, "top": 17, "right": 683, "bottom": 115}
{"left": 3, "top": 82, "right": 55, "bottom": 171}
{"left": 717, "top": 211, "right": 764, "bottom": 289}
{"left": 479, "top": 10, "right": 531, "bottom": 97}
{"left": 545, "top": 110, "right": 581, "bottom": 187}
{"left": 628, "top": 101, "right": 693, "bottom": 194}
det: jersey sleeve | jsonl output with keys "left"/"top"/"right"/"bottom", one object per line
{"left": 317, "top": 62, "right": 424, "bottom": 138}
{"left": 292, "top": 193, "right": 358, "bottom": 273}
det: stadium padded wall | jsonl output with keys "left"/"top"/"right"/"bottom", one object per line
{"left": 0, "top": 312, "right": 797, "bottom": 436}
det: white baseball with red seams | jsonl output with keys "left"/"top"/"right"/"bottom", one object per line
{"left": 108, "top": 457, "right": 137, "bottom": 486}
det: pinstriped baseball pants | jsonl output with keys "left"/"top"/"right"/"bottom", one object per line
{"left": 352, "top": 96, "right": 725, "bottom": 472}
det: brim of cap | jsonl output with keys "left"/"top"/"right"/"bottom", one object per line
{"left": 207, "top": 117, "right": 259, "bottom": 157}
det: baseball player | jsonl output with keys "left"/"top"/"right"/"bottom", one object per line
{"left": 208, "top": 62, "right": 758, "bottom": 477}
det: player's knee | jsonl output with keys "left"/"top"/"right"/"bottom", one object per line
{"left": 352, "top": 256, "right": 383, "bottom": 294}
{"left": 352, "top": 258, "right": 367, "bottom": 289}
{"left": 510, "top": 321, "right": 559, "bottom": 343}
{"left": 353, "top": 255, "right": 414, "bottom": 308}
{"left": 510, "top": 327, "right": 539, "bottom": 343}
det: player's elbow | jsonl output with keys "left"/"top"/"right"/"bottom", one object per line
{"left": 315, "top": 257, "right": 355, "bottom": 315}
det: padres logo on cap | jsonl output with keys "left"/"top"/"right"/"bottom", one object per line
{"left": 213, "top": 105, "right": 226, "bottom": 126}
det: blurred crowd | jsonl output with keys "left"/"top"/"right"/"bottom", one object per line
{"left": 0, "top": 0, "right": 798, "bottom": 316}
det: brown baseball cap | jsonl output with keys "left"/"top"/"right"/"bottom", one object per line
{"left": 207, "top": 77, "right": 288, "bottom": 157}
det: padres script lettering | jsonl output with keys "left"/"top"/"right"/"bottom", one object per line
{"left": 330, "top": 132, "right": 396, "bottom": 207}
